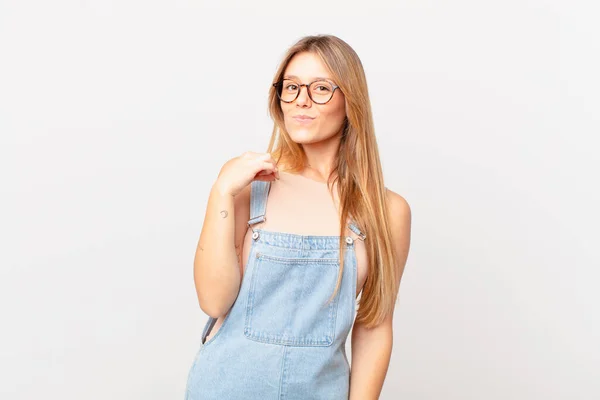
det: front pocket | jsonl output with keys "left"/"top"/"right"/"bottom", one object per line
{"left": 244, "top": 253, "right": 341, "bottom": 347}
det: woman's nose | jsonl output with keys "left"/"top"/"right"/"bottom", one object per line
{"left": 295, "top": 85, "right": 311, "bottom": 106}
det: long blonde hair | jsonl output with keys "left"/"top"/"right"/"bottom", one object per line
{"left": 266, "top": 34, "right": 400, "bottom": 328}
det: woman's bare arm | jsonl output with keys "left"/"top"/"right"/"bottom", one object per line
{"left": 192, "top": 181, "right": 251, "bottom": 318}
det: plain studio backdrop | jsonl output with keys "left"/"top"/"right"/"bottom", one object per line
{"left": 1, "top": 1, "right": 598, "bottom": 399}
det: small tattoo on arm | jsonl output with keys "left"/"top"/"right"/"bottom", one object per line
{"left": 220, "top": 210, "right": 228, "bottom": 218}
{"left": 199, "top": 246, "right": 204, "bottom": 251}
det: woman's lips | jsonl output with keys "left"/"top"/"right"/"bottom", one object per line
{"left": 293, "top": 116, "right": 315, "bottom": 124}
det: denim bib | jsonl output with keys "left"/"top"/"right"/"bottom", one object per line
{"left": 185, "top": 180, "right": 365, "bottom": 400}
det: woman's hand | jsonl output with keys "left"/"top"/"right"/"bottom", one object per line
{"left": 214, "top": 151, "right": 280, "bottom": 197}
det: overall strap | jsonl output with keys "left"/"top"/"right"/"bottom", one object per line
{"left": 247, "top": 180, "right": 270, "bottom": 227}
{"left": 348, "top": 221, "right": 367, "bottom": 241}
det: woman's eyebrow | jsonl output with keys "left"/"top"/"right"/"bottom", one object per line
{"left": 284, "top": 75, "right": 332, "bottom": 81}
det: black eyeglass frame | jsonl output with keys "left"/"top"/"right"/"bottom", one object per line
{"left": 272, "top": 78, "right": 341, "bottom": 105}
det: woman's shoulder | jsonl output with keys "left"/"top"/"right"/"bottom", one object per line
{"left": 385, "top": 188, "right": 411, "bottom": 233}
{"left": 385, "top": 187, "right": 410, "bottom": 214}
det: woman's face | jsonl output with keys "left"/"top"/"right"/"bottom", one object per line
{"left": 280, "top": 52, "right": 346, "bottom": 144}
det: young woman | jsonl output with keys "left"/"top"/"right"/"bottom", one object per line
{"left": 185, "top": 34, "right": 412, "bottom": 400}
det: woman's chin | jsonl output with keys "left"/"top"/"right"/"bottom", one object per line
{"left": 288, "top": 129, "right": 317, "bottom": 143}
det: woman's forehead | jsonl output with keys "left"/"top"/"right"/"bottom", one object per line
{"left": 283, "top": 74, "right": 332, "bottom": 82}
{"left": 284, "top": 53, "right": 332, "bottom": 81}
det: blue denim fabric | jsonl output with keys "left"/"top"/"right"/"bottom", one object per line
{"left": 185, "top": 180, "right": 363, "bottom": 399}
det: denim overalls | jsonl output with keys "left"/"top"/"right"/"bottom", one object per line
{"left": 185, "top": 179, "right": 366, "bottom": 400}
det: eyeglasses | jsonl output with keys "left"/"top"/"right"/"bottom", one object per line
{"left": 273, "top": 78, "right": 340, "bottom": 105}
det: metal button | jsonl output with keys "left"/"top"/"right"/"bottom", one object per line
{"left": 345, "top": 236, "right": 354, "bottom": 245}
{"left": 252, "top": 231, "right": 260, "bottom": 240}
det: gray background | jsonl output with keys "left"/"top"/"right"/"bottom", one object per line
{"left": 1, "top": 0, "right": 598, "bottom": 399}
